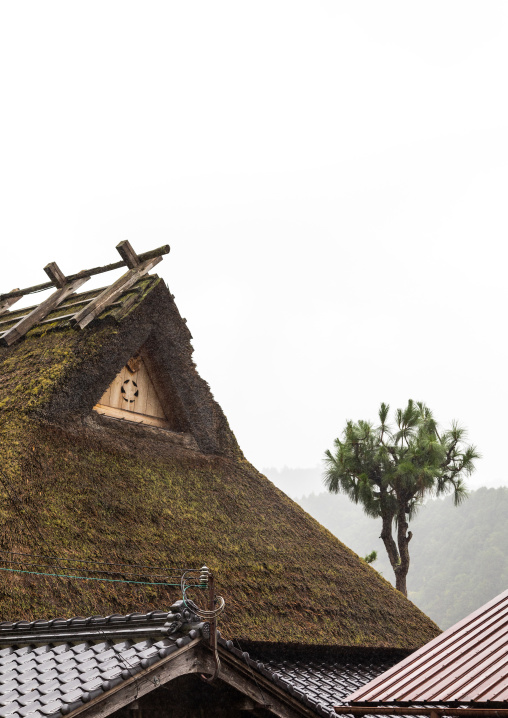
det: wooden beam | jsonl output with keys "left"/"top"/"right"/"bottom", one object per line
{"left": 71, "top": 256, "right": 162, "bottom": 329}
{"left": 0, "top": 300, "right": 124, "bottom": 330}
{"left": 0, "top": 276, "right": 90, "bottom": 346}
{"left": 0, "top": 245, "right": 169, "bottom": 302}
{"left": 67, "top": 641, "right": 311, "bottom": 718}
{"left": 0, "top": 313, "right": 29, "bottom": 328}
{"left": 215, "top": 649, "right": 317, "bottom": 718}
{"left": 67, "top": 640, "right": 204, "bottom": 718}
{"left": 116, "top": 241, "right": 141, "bottom": 269}
{"left": 93, "top": 404, "right": 171, "bottom": 429}
{"left": 0, "top": 289, "right": 21, "bottom": 317}
{"left": 44, "top": 262, "right": 67, "bottom": 288}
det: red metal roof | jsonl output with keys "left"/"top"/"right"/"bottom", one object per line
{"left": 347, "top": 588, "right": 508, "bottom": 705}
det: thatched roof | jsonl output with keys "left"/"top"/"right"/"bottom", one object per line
{"left": 0, "top": 271, "right": 440, "bottom": 650}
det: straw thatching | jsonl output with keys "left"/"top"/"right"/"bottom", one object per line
{"left": 0, "top": 276, "right": 439, "bottom": 649}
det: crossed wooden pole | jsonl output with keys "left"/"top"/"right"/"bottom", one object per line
{"left": 0, "top": 241, "right": 169, "bottom": 346}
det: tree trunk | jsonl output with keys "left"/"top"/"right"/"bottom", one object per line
{"left": 394, "top": 566, "right": 407, "bottom": 596}
{"left": 379, "top": 503, "right": 400, "bottom": 582}
{"left": 378, "top": 495, "right": 412, "bottom": 598}
{"left": 394, "top": 500, "right": 412, "bottom": 597}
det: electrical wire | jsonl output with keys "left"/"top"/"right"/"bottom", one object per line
{"left": 0, "top": 469, "right": 205, "bottom": 606}
{"left": 0, "top": 549, "right": 202, "bottom": 574}
{"left": 0, "top": 564, "right": 206, "bottom": 587}
{"left": 0, "top": 556, "right": 198, "bottom": 582}
{"left": 180, "top": 570, "right": 225, "bottom": 619}
{"left": 0, "top": 470, "right": 212, "bottom": 616}
{"left": 0, "top": 467, "right": 76, "bottom": 602}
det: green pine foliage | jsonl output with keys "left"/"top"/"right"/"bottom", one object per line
{"left": 297, "top": 486, "right": 508, "bottom": 629}
{"left": 323, "top": 401, "right": 479, "bottom": 595}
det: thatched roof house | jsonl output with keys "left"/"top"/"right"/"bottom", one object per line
{"left": 0, "top": 243, "right": 440, "bottom": 718}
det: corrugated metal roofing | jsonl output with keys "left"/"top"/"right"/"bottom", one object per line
{"left": 347, "top": 587, "right": 508, "bottom": 705}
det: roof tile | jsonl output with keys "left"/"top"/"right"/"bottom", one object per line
{"left": 19, "top": 702, "right": 44, "bottom": 717}
{"left": 0, "top": 609, "right": 205, "bottom": 718}
{"left": 50, "top": 648, "right": 69, "bottom": 657}
{"left": 59, "top": 683, "right": 81, "bottom": 697}
{"left": 39, "top": 703, "right": 61, "bottom": 717}
{"left": 37, "top": 673, "right": 59, "bottom": 686}
{"left": 80, "top": 679, "right": 102, "bottom": 692}
{"left": 0, "top": 693, "right": 20, "bottom": 707}
{"left": 57, "top": 671, "right": 79, "bottom": 685}
{"left": 219, "top": 637, "right": 402, "bottom": 715}
{"left": 0, "top": 702, "right": 21, "bottom": 717}
{"left": 37, "top": 695, "right": 60, "bottom": 707}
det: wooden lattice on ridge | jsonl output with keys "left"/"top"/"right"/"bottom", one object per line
{"left": 0, "top": 242, "right": 169, "bottom": 346}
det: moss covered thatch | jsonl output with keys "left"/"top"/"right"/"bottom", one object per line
{"left": 0, "top": 277, "right": 440, "bottom": 649}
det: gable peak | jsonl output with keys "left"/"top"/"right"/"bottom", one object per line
{"left": 94, "top": 352, "right": 170, "bottom": 429}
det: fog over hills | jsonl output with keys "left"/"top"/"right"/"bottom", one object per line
{"left": 262, "top": 466, "right": 325, "bottom": 498}
{"left": 263, "top": 467, "right": 508, "bottom": 630}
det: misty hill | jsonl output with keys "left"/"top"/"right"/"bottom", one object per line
{"left": 263, "top": 468, "right": 508, "bottom": 630}
{"left": 263, "top": 465, "right": 323, "bottom": 497}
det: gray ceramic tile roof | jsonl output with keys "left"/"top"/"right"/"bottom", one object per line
{"left": 0, "top": 609, "right": 192, "bottom": 643}
{"left": 0, "top": 602, "right": 206, "bottom": 718}
{"left": 218, "top": 637, "right": 402, "bottom": 718}
{"left": 0, "top": 607, "right": 404, "bottom": 718}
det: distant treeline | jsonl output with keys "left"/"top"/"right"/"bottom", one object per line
{"left": 292, "top": 485, "right": 508, "bottom": 630}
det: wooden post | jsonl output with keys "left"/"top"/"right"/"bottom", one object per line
{"left": 44, "top": 262, "right": 67, "bottom": 289}
{"left": 208, "top": 572, "right": 216, "bottom": 646}
{"left": 116, "top": 241, "right": 141, "bottom": 269}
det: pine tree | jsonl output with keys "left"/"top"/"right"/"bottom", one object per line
{"left": 323, "top": 400, "right": 479, "bottom": 596}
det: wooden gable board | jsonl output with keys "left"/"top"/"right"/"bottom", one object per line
{"left": 94, "top": 354, "right": 170, "bottom": 428}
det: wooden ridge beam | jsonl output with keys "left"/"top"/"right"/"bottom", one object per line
{"left": 71, "top": 256, "right": 162, "bottom": 329}
{"left": 1, "top": 276, "right": 90, "bottom": 346}
{"left": 0, "top": 244, "right": 169, "bottom": 302}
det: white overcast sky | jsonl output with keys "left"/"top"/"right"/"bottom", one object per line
{"left": 1, "top": 2, "right": 507, "bottom": 493}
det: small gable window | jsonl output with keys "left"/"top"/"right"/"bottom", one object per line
{"left": 94, "top": 354, "right": 171, "bottom": 429}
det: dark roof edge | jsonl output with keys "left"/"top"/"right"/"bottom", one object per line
{"left": 232, "top": 639, "right": 413, "bottom": 661}
{"left": 217, "top": 637, "right": 334, "bottom": 718}
{"left": 0, "top": 602, "right": 208, "bottom": 646}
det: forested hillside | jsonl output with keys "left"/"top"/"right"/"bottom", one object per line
{"left": 293, "top": 486, "right": 508, "bottom": 629}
